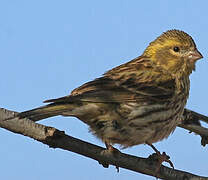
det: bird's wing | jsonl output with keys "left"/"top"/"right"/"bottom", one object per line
{"left": 44, "top": 77, "right": 138, "bottom": 103}
{"left": 45, "top": 56, "right": 175, "bottom": 104}
{"left": 104, "top": 56, "right": 175, "bottom": 97}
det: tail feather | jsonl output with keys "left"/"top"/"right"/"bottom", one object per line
{"left": 18, "top": 103, "right": 74, "bottom": 121}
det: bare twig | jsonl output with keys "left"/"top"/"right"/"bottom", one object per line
{"left": 181, "top": 109, "right": 208, "bottom": 146}
{"left": 184, "top": 109, "right": 208, "bottom": 124}
{"left": 0, "top": 108, "right": 208, "bottom": 180}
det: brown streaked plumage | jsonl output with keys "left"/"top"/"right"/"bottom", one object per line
{"left": 18, "top": 30, "right": 202, "bottom": 154}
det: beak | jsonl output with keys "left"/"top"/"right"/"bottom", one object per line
{"left": 188, "top": 49, "right": 203, "bottom": 62}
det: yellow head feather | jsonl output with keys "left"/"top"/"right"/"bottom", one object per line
{"left": 143, "top": 30, "right": 201, "bottom": 75}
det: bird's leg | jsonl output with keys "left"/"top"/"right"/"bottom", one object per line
{"left": 147, "top": 143, "right": 174, "bottom": 174}
{"left": 99, "top": 141, "right": 120, "bottom": 172}
{"left": 105, "top": 141, "right": 121, "bottom": 154}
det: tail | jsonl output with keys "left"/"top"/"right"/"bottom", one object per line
{"left": 18, "top": 102, "right": 75, "bottom": 121}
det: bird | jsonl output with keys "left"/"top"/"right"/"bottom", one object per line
{"left": 16, "top": 29, "right": 203, "bottom": 170}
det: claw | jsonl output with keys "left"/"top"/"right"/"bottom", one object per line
{"left": 147, "top": 143, "right": 174, "bottom": 176}
{"left": 99, "top": 142, "right": 120, "bottom": 172}
{"left": 98, "top": 161, "right": 109, "bottom": 168}
{"left": 105, "top": 142, "right": 121, "bottom": 155}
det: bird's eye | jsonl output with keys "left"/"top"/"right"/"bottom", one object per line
{"left": 173, "top": 46, "right": 180, "bottom": 52}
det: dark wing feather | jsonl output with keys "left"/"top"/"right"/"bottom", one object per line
{"left": 45, "top": 56, "right": 175, "bottom": 104}
{"left": 45, "top": 77, "right": 139, "bottom": 103}
{"left": 104, "top": 56, "right": 175, "bottom": 97}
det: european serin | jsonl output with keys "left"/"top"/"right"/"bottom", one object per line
{"left": 18, "top": 29, "right": 203, "bottom": 169}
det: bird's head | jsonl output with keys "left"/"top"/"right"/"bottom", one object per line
{"left": 143, "top": 30, "right": 203, "bottom": 76}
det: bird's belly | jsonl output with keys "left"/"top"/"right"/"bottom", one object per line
{"left": 95, "top": 101, "right": 185, "bottom": 147}
{"left": 126, "top": 113, "right": 178, "bottom": 146}
{"left": 120, "top": 102, "right": 184, "bottom": 147}
{"left": 63, "top": 100, "right": 185, "bottom": 148}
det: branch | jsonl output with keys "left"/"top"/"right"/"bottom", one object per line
{"left": 181, "top": 109, "right": 208, "bottom": 146}
{"left": 0, "top": 108, "right": 208, "bottom": 180}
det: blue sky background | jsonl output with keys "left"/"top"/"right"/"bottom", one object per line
{"left": 1, "top": 1, "right": 208, "bottom": 180}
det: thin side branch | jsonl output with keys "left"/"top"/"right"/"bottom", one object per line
{"left": 182, "top": 109, "right": 208, "bottom": 146}
{"left": 0, "top": 108, "right": 208, "bottom": 180}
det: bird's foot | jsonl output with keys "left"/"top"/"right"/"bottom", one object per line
{"left": 99, "top": 142, "right": 120, "bottom": 172}
{"left": 105, "top": 142, "right": 121, "bottom": 155}
{"left": 147, "top": 143, "right": 174, "bottom": 176}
